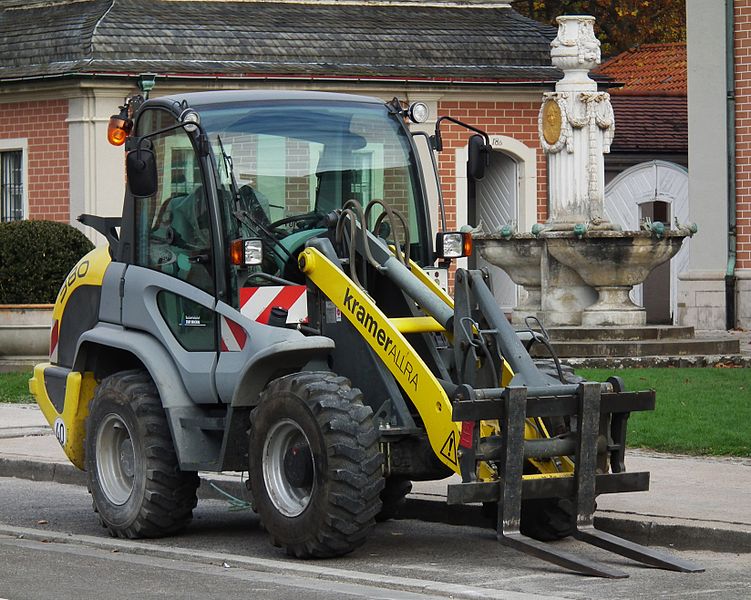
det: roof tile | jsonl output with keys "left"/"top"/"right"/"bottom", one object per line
{"left": 0, "top": 0, "right": 561, "bottom": 82}
{"left": 610, "top": 96, "right": 687, "bottom": 153}
{"left": 594, "top": 42, "right": 686, "bottom": 96}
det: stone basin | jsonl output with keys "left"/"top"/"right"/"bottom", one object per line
{"left": 473, "top": 234, "right": 544, "bottom": 325}
{"left": 544, "top": 230, "right": 689, "bottom": 327}
{"left": 473, "top": 234, "right": 544, "bottom": 287}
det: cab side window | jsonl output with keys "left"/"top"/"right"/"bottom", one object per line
{"left": 133, "top": 110, "right": 214, "bottom": 294}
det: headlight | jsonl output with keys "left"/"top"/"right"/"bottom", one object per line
{"left": 408, "top": 102, "right": 429, "bottom": 124}
{"left": 230, "top": 238, "right": 263, "bottom": 266}
{"left": 435, "top": 231, "right": 472, "bottom": 259}
{"left": 180, "top": 109, "right": 201, "bottom": 133}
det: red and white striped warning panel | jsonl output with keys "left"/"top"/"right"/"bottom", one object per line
{"left": 220, "top": 316, "right": 248, "bottom": 352}
{"left": 239, "top": 286, "right": 308, "bottom": 325}
{"left": 220, "top": 286, "right": 308, "bottom": 353}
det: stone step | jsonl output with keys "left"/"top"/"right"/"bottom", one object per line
{"left": 535, "top": 337, "right": 741, "bottom": 359}
{"left": 0, "top": 357, "right": 41, "bottom": 374}
{"left": 564, "top": 355, "right": 751, "bottom": 368}
{"left": 544, "top": 325, "right": 696, "bottom": 342}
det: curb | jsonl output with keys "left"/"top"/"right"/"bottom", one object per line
{"left": 0, "top": 358, "right": 39, "bottom": 373}
{"left": 0, "top": 457, "right": 248, "bottom": 504}
{"left": 563, "top": 354, "right": 751, "bottom": 369}
{"left": 594, "top": 514, "right": 751, "bottom": 553}
{"left": 2, "top": 456, "right": 749, "bottom": 554}
{"left": 0, "top": 457, "right": 86, "bottom": 487}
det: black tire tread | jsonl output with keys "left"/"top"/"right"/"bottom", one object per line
{"left": 376, "top": 477, "right": 413, "bottom": 522}
{"left": 520, "top": 498, "right": 575, "bottom": 542}
{"left": 251, "top": 371, "right": 384, "bottom": 558}
{"left": 86, "top": 369, "right": 199, "bottom": 539}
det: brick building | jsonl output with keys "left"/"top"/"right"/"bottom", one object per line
{"left": 594, "top": 43, "right": 688, "bottom": 180}
{"left": 733, "top": 0, "right": 751, "bottom": 329}
{"left": 0, "top": 99, "right": 70, "bottom": 222}
{"left": 14, "top": 1, "right": 741, "bottom": 329}
{"left": 0, "top": 0, "right": 557, "bottom": 237}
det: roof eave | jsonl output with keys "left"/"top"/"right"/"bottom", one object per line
{"left": 0, "top": 69, "right": 560, "bottom": 87}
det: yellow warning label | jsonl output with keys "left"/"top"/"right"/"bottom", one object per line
{"left": 440, "top": 432, "right": 457, "bottom": 466}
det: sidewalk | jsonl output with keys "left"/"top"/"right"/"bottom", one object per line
{"left": 0, "top": 403, "right": 749, "bottom": 553}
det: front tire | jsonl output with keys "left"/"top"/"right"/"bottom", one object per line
{"left": 249, "top": 372, "right": 384, "bottom": 558}
{"left": 85, "top": 370, "right": 199, "bottom": 538}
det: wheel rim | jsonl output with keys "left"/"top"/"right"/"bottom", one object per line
{"left": 96, "top": 413, "right": 136, "bottom": 506}
{"left": 262, "top": 419, "right": 315, "bottom": 517}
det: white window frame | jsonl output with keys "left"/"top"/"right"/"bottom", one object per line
{"left": 0, "top": 138, "right": 28, "bottom": 221}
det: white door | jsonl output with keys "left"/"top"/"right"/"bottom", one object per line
{"left": 604, "top": 160, "right": 689, "bottom": 323}
{"left": 473, "top": 151, "right": 518, "bottom": 310}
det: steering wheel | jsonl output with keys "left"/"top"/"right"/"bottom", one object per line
{"left": 268, "top": 210, "right": 325, "bottom": 233}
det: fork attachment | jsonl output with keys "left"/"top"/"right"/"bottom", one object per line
{"left": 447, "top": 268, "right": 703, "bottom": 578}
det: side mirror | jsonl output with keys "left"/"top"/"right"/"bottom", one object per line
{"left": 467, "top": 134, "right": 490, "bottom": 181}
{"left": 126, "top": 139, "right": 158, "bottom": 197}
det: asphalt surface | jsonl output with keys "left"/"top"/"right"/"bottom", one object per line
{"left": 0, "top": 403, "right": 750, "bottom": 598}
{"left": 1, "top": 477, "right": 750, "bottom": 600}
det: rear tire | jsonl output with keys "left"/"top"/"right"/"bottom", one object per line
{"left": 481, "top": 489, "right": 576, "bottom": 541}
{"left": 376, "top": 477, "right": 412, "bottom": 522}
{"left": 85, "top": 370, "right": 199, "bottom": 538}
{"left": 520, "top": 498, "right": 575, "bottom": 541}
{"left": 249, "top": 371, "right": 384, "bottom": 558}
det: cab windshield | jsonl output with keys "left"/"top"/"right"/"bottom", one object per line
{"left": 197, "top": 100, "right": 427, "bottom": 256}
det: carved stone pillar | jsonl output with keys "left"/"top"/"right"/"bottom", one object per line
{"left": 539, "top": 15, "right": 614, "bottom": 228}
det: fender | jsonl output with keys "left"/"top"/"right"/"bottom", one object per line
{"left": 77, "top": 324, "right": 335, "bottom": 468}
{"left": 76, "top": 323, "right": 194, "bottom": 409}
{"left": 50, "top": 246, "right": 111, "bottom": 367}
{"left": 75, "top": 323, "right": 220, "bottom": 469}
{"left": 230, "top": 337, "right": 335, "bottom": 407}
{"left": 29, "top": 364, "right": 97, "bottom": 469}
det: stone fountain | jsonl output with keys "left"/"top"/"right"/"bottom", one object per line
{"left": 474, "top": 15, "right": 694, "bottom": 331}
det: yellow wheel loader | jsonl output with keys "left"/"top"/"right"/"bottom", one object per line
{"left": 29, "top": 90, "right": 701, "bottom": 577}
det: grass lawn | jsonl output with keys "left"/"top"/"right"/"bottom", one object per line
{"left": 0, "top": 371, "right": 33, "bottom": 404}
{"left": 579, "top": 367, "right": 751, "bottom": 457}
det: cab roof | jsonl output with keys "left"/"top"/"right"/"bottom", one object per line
{"left": 146, "top": 90, "right": 385, "bottom": 113}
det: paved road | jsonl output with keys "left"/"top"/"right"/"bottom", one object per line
{"left": 2, "top": 536, "right": 461, "bottom": 600}
{"left": 0, "top": 477, "right": 749, "bottom": 600}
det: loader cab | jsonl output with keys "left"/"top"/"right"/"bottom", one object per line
{"left": 119, "top": 91, "right": 434, "bottom": 313}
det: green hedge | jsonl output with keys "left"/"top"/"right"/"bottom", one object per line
{"left": 0, "top": 220, "right": 94, "bottom": 304}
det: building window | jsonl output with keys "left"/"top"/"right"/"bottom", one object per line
{"left": 1, "top": 149, "right": 23, "bottom": 222}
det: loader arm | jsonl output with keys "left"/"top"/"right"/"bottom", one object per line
{"left": 299, "top": 219, "right": 554, "bottom": 477}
